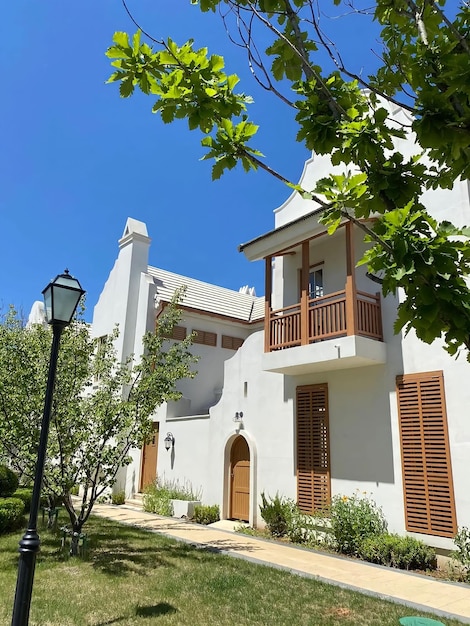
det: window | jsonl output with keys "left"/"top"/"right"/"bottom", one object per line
{"left": 193, "top": 329, "right": 217, "bottom": 347}
{"left": 165, "top": 325, "right": 187, "bottom": 341}
{"left": 93, "top": 335, "right": 107, "bottom": 384}
{"left": 221, "top": 335, "right": 244, "bottom": 350}
{"left": 296, "top": 384, "right": 330, "bottom": 513}
{"left": 397, "top": 371, "right": 456, "bottom": 538}
{"left": 309, "top": 266, "right": 324, "bottom": 299}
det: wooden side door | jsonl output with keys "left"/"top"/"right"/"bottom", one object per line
{"left": 140, "top": 423, "right": 159, "bottom": 492}
{"left": 230, "top": 436, "right": 250, "bottom": 521}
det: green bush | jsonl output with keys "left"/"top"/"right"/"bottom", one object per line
{"left": 142, "top": 481, "right": 173, "bottom": 517}
{"left": 0, "top": 465, "right": 19, "bottom": 497}
{"left": 111, "top": 490, "right": 126, "bottom": 505}
{"left": 260, "top": 492, "right": 295, "bottom": 538}
{"left": 12, "top": 488, "right": 33, "bottom": 513}
{"left": 143, "top": 476, "right": 202, "bottom": 516}
{"left": 143, "top": 484, "right": 173, "bottom": 516}
{"left": 451, "top": 526, "right": 470, "bottom": 579}
{"left": 329, "top": 492, "right": 387, "bottom": 555}
{"left": 359, "top": 533, "right": 436, "bottom": 571}
{"left": 0, "top": 497, "right": 25, "bottom": 533}
{"left": 287, "top": 506, "right": 332, "bottom": 547}
{"left": 70, "top": 485, "right": 80, "bottom": 496}
{"left": 193, "top": 504, "right": 220, "bottom": 525}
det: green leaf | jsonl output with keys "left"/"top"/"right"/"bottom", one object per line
{"left": 132, "top": 30, "right": 141, "bottom": 55}
{"left": 105, "top": 46, "right": 130, "bottom": 60}
{"left": 119, "top": 78, "right": 135, "bottom": 98}
{"left": 112, "top": 32, "right": 130, "bottom": 49}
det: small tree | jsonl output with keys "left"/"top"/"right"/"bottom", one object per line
{"left": 0, "top": 298, "right": 197, "bottom": 554}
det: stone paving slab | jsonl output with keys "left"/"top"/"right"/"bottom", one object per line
{"left": 93, "top": 504, "right": 470, "bottom": 624}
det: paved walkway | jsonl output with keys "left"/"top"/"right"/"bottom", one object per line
{"left": 92, "top": 503, "right": 470, "bottom": 624}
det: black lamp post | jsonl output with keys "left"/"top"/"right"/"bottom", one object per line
{"left": 11, "top": 270, "right": 85, "bottom": 626}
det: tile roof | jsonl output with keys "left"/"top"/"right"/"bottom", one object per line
{"left": 147, "top": 266, "right": 264, "bottom": 323}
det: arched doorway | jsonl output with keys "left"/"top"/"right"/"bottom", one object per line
{"left": 230, "top": 435, "right": 250, "bottom": 521}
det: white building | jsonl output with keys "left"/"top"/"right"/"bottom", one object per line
{"left": 93, "top": 132, "right": 470, "bottom": 550}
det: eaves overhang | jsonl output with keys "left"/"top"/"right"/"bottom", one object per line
{"left": 238, "top": 206, "right": 327, "bottom": 261}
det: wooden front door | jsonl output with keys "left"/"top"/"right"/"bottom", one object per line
{"left": 140, "top": 423, "right": 159, "bottom": 491}
{"left": 230, "top": 436, "right": 250, "bottom": 521}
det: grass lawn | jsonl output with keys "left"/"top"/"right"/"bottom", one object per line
{"left": 0, "top": 515, "right": 465, "bottom": 626}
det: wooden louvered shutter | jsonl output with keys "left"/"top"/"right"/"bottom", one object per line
{"left": 397, "top": 371, "right": 456, "bottom": 538}
{"left": 193, "top": 329, "right": 217, "bottom": 347}
{"left": 171, "top": 325, "right": 187, "bottom": 341}
{"left": 296, "top": 384, "right": 330, "bottom": 513}
{"left": 222, "top": 335, "right": 244, "bottom": 350}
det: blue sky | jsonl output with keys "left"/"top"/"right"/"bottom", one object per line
{"left": 2, "top": 1, "right": 378, "bottom": 320}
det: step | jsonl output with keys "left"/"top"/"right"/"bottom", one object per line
{"left": 125, "top": 493, "right": 144, "bottom": 508}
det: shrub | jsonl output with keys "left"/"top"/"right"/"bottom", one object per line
{"left": 12, "top": 488, "right": 33, "bottom": 513}
{"left": 451, "top": 526, "right": 470, "bottom": 579}
{"left": 193, "top": 504, "right": 220, "bottom": 525}
{"left": 259, "top": 492, "right": 295, "bottom": 538}
{"left": 329, "top": 492, "right": 387, "bottom": 555}
{"left": 143, "top": 484, "right": 173, "bottom": 516}
{"left": 359, "top": 533, "right": 436, "bottom": 571}
{"left": 70, "top": 485, "right": 80, "bottom": 496}
{"left": 111, "top": 490, "right": 126, "bottom": 505}
{"left": 143, "top": 476, "right": 202, "bottom": 516}
{"left": 287, "top": 506, "right": 332, "bottom": 547}
{"left": 0, "top": 465, "right": 19, "bottom": 497}
{"left": 235, "top": 525, "right": 264, "bottom": 537}
{"left": 0, "top": 497, "right": 25, "bottom": 533}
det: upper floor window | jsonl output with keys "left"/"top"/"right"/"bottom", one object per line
{"left": 222, "top": 335, "right": 244, "bottom": 350}
{"left": 93, "top": 335, "right": 107, "bottom": 384}
{"left": 164, "top": 325, "right": 187, "bottom": 341}
{"left": 309, "top": 265, "right": 324, "bottom": 299}
{"left": 193, "top": 329, "right": 217, "bottom": 347}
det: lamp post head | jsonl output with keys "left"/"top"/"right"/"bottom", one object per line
{"left": 42, "top": 269, "right": 85, "bottom": 327}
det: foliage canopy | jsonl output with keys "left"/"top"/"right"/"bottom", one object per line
{"left": 0, "top": 300, "right": 196, "bottom": 550}
{"left": 107, "top": 0, "right": 470, "bottom": 357}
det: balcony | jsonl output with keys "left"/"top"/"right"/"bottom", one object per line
{"left": 241, "top": 217, "right": 388, "bottom": 374}
{"left": 262, "top": 288, "right": 386, "bottom": 375}
{"left": 268, "top": 289, "right": 383, "bottom": 350}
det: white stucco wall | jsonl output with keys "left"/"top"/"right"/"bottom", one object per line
{"left": 166, "top": 310, "right": 258, "bottom": 415}
{"left": 92, "top": 219, "right": 152, "bottom": 361}
{"left": 163, "top": 318, "right": 470, "bottom": 549}
{"left": 94, "top": 146, "right": 470, "bottom": 552}
{"left": 156, "top": 415, "right": 212, "bottom": 504}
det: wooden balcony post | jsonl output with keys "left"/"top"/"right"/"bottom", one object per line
{"left": 376, "top": 291, "right": 383, "bottom": 341}
{"left": 264, "top": 256, "right": 272, "bottom": 352}
{"left": 345, "top": 222, "right": 358, "bottom": 336}
{"left": 301, "top": 242, "right": 309, "bottom": 345}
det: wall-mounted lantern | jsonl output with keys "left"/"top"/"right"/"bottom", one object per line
{"left": 164, "top": 432, "right": 175, "bottom": 451}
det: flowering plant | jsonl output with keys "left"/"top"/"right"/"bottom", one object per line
{"left": 329, "top": 491, "right": 387, "bottom": 555}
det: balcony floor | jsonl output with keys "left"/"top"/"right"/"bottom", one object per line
{"left": 262, "top": 335, "right": 387, "bottom": 375}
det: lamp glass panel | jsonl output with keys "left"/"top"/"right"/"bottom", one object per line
{"left": 51, "top": 285, "right": 81, "bottom": 323}
{"left": 43, "top": 285, "right": 53, "bottom": 323}
{"left": 54, "top": 275, "right": 82, "bottom": 290}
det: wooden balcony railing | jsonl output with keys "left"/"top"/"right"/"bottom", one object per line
{"left": 267, "top": 290, "right": 383, "bottom": 352}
